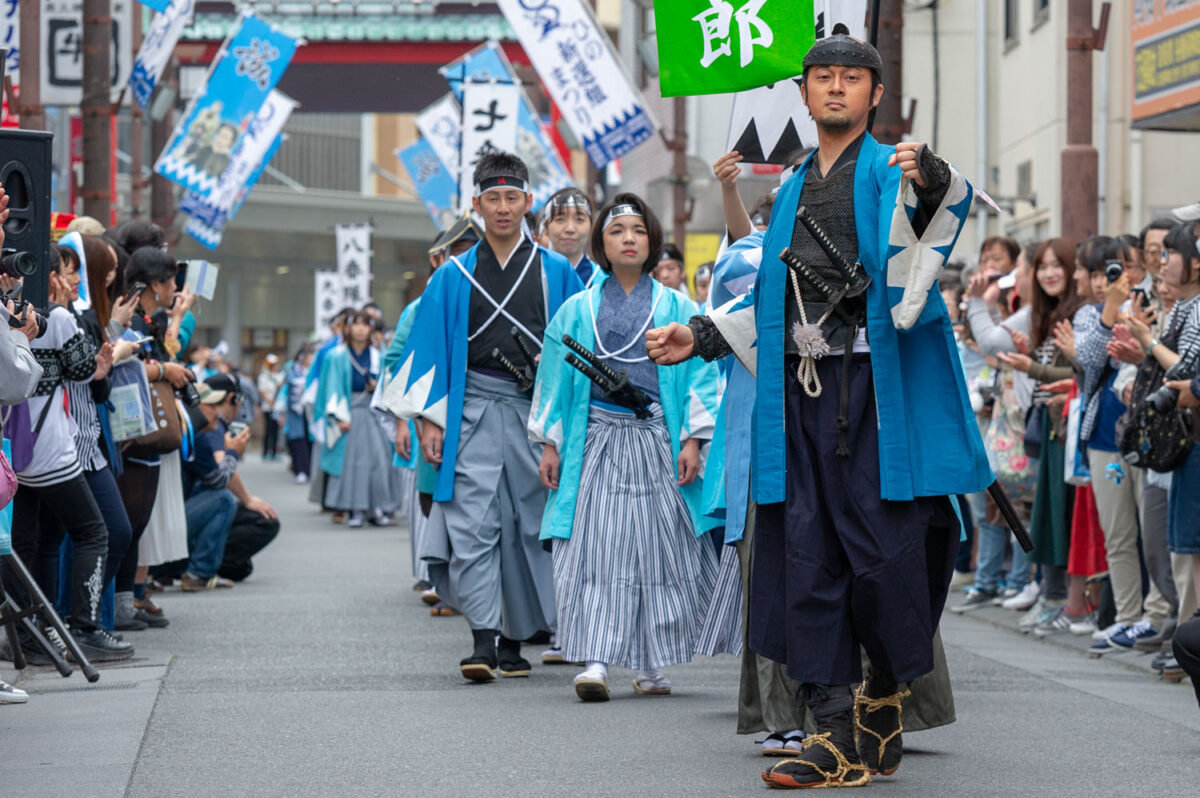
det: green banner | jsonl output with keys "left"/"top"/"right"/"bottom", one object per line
{"left": 654, "top": 0, "right": 815, "bottom": 97}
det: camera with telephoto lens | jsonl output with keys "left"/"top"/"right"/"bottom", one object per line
{"left": 1144, "top": 362, "right": 1196, "bottom": 414}
{"left": 1105, "top": 259, "right": 1124, "bottom": 284}
{"left": 1, "top": 288, "right": 48, "bottom": 339}
{"left": 1, "top": 247, "right": 37, "bottom": 279}
{"left": 177, "top": 380, "right": 201, "bottom": 408}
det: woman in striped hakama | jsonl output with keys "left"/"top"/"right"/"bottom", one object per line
{"left": 529, "top": 193, "right": 721, "bottom": 702}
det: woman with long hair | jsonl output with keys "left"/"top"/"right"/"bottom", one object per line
{"left": 529, "top": 193, "right": 720, "bottom": 701}
{"left": 316, "top": 310, "right": 400, "bottom": 527}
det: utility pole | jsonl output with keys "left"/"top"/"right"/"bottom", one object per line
{"left": 81, "top": 0, "right": 113, "bottom": 222}
{"left": 1062, "top": 0, "right": 1110, "bottom": 242}
{"left": 873, "top": 0, "right": 905, "bottom": 145}
{"left": 17, "top": 0, "right": 45, "bottom": 131}
{"left": 670, "top": 96, "right": 688, "bottom": 251}
{"left": 129, "top": 8, "right": 146, "bottom": 218}
{"left": 150, "top": 58, "right": 177, "bottom": 229}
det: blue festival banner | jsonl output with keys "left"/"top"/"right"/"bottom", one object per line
{"left": 397, "top": 137, "right": 459, "bottom": 231}
{"left": 439, "top": 41, "right": 572, "bottom": 211}
{"left": 182, "top": 133, "right": 284, "bottom": 250}
{"left": 154, "top": 13, "right": 297, "bottom": 199}
{"left": 130, "top": 0, "right": 195, "bottom": 110}
{"left": 137, "top": 0, "right": 172, "bottom": 11}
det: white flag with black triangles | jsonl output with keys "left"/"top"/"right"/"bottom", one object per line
{"left": 725, "top": 0, "right": 868, "bottom": 164}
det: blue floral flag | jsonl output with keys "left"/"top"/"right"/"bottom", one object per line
{"left": 397, "top": 138, "right": 459, "bottom": 231}
{"left": 154, "top": 13, "right": 297, "bottom": 199}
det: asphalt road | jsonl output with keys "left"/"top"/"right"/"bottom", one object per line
{"left": 5, "top": 458, "right": 1199, "bottom": 797}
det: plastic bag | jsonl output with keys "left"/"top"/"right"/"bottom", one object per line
{"left": 108, "top": 359, "right": 155, "bottom": 442}
{"left": 1063, "top": 396, "right": 1092, "bottom": 487}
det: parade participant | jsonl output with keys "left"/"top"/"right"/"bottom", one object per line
{"left": 653, "top": 243, "right": 687, "bottom": 294}
{"left": 380, "top": 217, "right": 478, "bottom": 610}
{"left": 305, "top": 307, "right": 355, "bottom": 515}
{"left": 647, "top": 29, "right": 989, "bottom": 789}
{"left": 281, "top": 345, "right": 313, "bottom": 484}
{"left": 528, "top": 193, "right": 720, "bottom": 702}
{"left": 316, "top": 310, "right": 399, "bottom": 528}
{"left": 541, "top": 187, "right": 599, "bottom": 286}
{"left": 693, "top": 263, "right": 714, "bottom": 309}
{"left": 383, "top": 151, "right": 583, "bottom": 682}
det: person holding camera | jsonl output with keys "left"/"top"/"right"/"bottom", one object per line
{"left": 1113, "top": 222, "right": 1200, "bottom": 646}
{"left": 113, "top": 249, "right": 194, "bottom": 628}
{"left": 5, "top": 238, "right": 133, "bottom": 662}
{"left": 1074, "top": 237, "right": 1174, "bottom": 653}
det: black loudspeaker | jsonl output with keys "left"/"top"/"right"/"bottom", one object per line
{"left": 1, "top": 129, "right": 53, "bottom": 310}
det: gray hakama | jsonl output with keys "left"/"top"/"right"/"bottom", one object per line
{"left": 398, "top": 466, "right": 429, "bottom": 581}
{"left": 325, "top": 392, "right": 401, "bottom": 513}
{"left": 695, "top": 542, "right": 743, "bottom": 657}
{"left": 418, "top": 371, "right": 554, "bottom": 639}
{"left": 553, "top": 405, "right": 717, "bottom": 670}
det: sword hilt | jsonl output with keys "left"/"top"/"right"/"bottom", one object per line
{"left": 779, "top": 249, "right": 860, "bottom": 326}
{"left": 562, "top": 334, "right": 623, "bottom": 385}
{"left": 565, "top": 353, "right": 611, "bottom": 391}
{"left": 794, "top": 205, "right": 871, "bottom": 297}
{"left": 492, "top": 348, "right": 533, "bottom": 394}
{"left": 511, "top": 326, "right": 539, "bottom": 369}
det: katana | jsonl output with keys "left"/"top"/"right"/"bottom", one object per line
{"left": 562, "top": 334, "right": 652, "bottom": 419}
{"left": 793, "top": 205, "right": 872, "bottom": 297}
{"left": 492, "top": 327, "right": 539, "bottom": 394}
{"left": 988, "top": 480, "right": 1035, "bottom": 553}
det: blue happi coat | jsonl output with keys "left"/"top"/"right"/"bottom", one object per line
{"left": 314, "top": 344, "right": 381, "bottom": 478}
{"left": 708, "top": 134, "right": 992, "bottom": 504}
{"left": 380, "top": 238, "right": 583, "bottom": 501}
{"left": 700, "top": 232, "right": 764, "bottom": 544}
{"left": 528, "top": 272, "right": 721, "bottom": 541}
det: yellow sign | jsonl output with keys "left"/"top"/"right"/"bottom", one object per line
{"left": 1132, "top": 2, "right": 1200, "bottom": 125}
{"left": 682, "top": 233, "right": 723, "bottom": 299}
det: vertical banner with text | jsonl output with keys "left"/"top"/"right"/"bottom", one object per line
{"left": 130, "top": 0, "right": 195, "bottom": 109}
{"left": 314, "top": 271, "right": 343, "bottom": 337}
{"left": 459, "top": 80, "right": 521, "bottom": 211}
{"left": 335, "top": 225, "right": 373, "bottom": 309}
{"left": 495, "top": 0, "right": 656, "bottom": 168}
{"left": 440, "top": 41, "right": 572, "bottom": 210}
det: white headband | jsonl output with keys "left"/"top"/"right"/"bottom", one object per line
{"left": 602, "top": 203, "right": 644, "bottom": 231}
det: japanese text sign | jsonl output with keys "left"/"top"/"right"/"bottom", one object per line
{"left": 335, "top": 225, "right": 373, "bottom": 308}
{"left": 654, "top": 0, "right": 814, "bottom": 97}
{"left": 459, "top": 80, "right": 521, "bottom": 211}
{"left": 495, "top": 0, "right": 656, "bottom": 168}
{"left": 40, "top": 1, "right": 134, "bottom": 105}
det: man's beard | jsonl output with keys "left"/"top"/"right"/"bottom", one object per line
{"left": 815, "top": 111, "right": 855, "bottom": 133}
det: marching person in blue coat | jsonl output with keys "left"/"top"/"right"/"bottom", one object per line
{"left": 315, "top": 310, "right": 399, "bottom": 528}
{"left": 540, "top": 187, "right": 600, "bottom": 287}
{"left": 382, "top": 151, "right": 584, "bottom": 682}
{"left": 528, "top": 194, "right": 720, "bottom": 702}
{"left": 647, "top": 30, "right": 991, "bottom": 790}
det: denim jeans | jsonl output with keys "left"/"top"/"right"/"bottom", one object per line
{"left": 973, "top": 521, "right": 1032, "bottom": 593}
{"left": 184, "top": 489, "right": 237, "bottom": 579}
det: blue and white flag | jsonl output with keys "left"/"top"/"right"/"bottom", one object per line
{"left": 154, "top": 13, "right": 297, "bottom": 199}
{"left": 494, "top": 0, "right": 656, "bottom": 168}
{"left": 136, "top": 0, "right": 172, "bottom": 11}
{"left": 182, "top": 132, "right": 284, "bottom": 250}
{"left": 130, "top": 0, "right": 195, "bottom": 110}
{"left": 397, "top": 138, "right": 459, "bottom": 231}
{"left": 439, "top": 41, "right": 572, "bottom": 209}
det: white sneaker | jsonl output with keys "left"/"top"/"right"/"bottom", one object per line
{"left": 1068, "top": 613, "right": 1098, "bottom": 636}
{"left": 949, "top": 570, "right": 975, "bottom": 590}
{"left": 1001, "top": 581, "right": 1041, "bottom": 611}
{"left": 993, "top": 587, "right": 1019, "bottom": 606}
{"left": 1017, "top": 598, "right": 1047, "bottom": 628}
{"left": 347, "top": 512, "right": 364, "bottom": 528}
{"left": 1092, "top": 620, "right": 1124, "bottom": 641}
{"left": 0, "top": 680, "right": 28, "bottom": 704}
{"left": 295, "top": 473, "right": 309, "bottom": 485}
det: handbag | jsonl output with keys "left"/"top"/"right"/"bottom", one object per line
{"left": 0, "top": 439, "right": 13, "bottom": 555}
{"left": 0, "top": 382, "right": 61, "bottom": 473}
{"left": 121, "top": 378, "right": 182, "bottom": 458}
{"left": 984, "top": 371, "right": 1037, "bottom": 504}
{"left": 1023, "top": 404, "right": 1047, "bottom": 461}
{"left": 0, "top": 437, "right": 17, "bottom": 511}
{"left": 108, "top": 359, "right": 156, "bottom": 443}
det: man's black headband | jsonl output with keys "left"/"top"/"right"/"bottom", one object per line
{"left": 474, "top": 175, "right": 528, "bottom": 196}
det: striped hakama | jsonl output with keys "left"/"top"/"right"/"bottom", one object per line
{"left": 325, "top": 393, "right": 401, "bottom": 514}
{"left": 553, "top": 405, "right": 717, "bottom": 670}
{"left": 695, "top": 542, "right": 743, "bottom": 657}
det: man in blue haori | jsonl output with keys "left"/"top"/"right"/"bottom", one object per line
{"left": 382, "top": 151, "right": 583, "bottom": 682}
{"left": 648, "top": 29, "right": 991, "bottom": 790}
